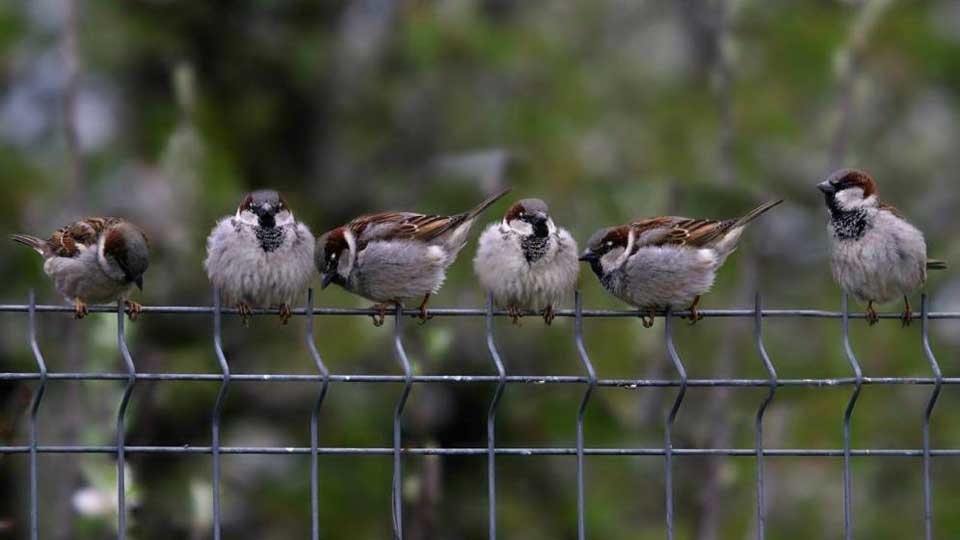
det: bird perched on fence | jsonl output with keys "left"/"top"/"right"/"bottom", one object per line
{"left": 204, "top": 190, "right": 315, "bottom": 326}
{"left": 473, "top": 198, "right": 579, "bottom": 325}
{"left": 817, "top": 168, "right": 946, "bottom": 326}
{"left": 316, "top": 188, "right": 511, "bottom": 326}
{"left": 11, "top": 217, "right": 150, "bottom": 320}
{"left": 579, "top": 200, "right": 782, "bottom": 327}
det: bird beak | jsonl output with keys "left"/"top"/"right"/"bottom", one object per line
{"left": 817, "top": 181, "right": 836, "bottom": 194}
{"left": 578, "top": 250, "right": 598, "bottom": 262}
{"left": 134, "top": 276, "right": 143, "bottom": 291}
{"left": 320, "top": 272, "right": 335, "bottom": 290}
{"left": 532, "top": 212, "right": 549, "bottom": 237}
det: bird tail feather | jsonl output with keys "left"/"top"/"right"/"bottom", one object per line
{"left": 465, "top": 187, "right": 512, "bottom": 221}
{"left": 735, "top": 199, "right": 784, "bottom": 229}
{"left": 927, "top": 259, "right": 948, "bottom": 271}
{"left": 10, "top": 234, "right": 49, "bottom": 257}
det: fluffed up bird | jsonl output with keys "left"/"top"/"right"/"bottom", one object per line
{"left": 11, "top": 217, "right": 150, "bottom": 320}
{"left": 817, "top": 168, "right": 946, "bottom": 326}
{"left": 204, "top": 190, "right": 315, "bottom": 325}
{"left": 579, "top": 200, "right": 782, "bottom": 327}
{"left": 473, "top": 198, "right": 579, "bottom": 324}
{"left": 316, "top": 189, "right": 511, "bottom": 326}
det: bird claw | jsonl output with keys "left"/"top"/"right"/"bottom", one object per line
{"left": 866, "top": 302, "right": 879, "bottom": 326}
{"left": 74, "top": 300, "right": 88, "bottom": 320}
{"left": 684, "top": 296, "right": 703, "bottom": 325}
{"left": 370, "top": 304, "right": 389, "bottom": 327}
{"left": 508, "top": 305, "right": 522, "bottom": 326}
{"left": 639, "top": 308, "right": 656, "bottom": 329}
{"left": 124, "top": 300, "right": 142, "bottom": 322}
{"left": 237, "top": 302, "right": 253, "bottom": 327}
{"left": 278, "top": 303, "right": 293, "bottom": 325}
{"left": 901, "top": 298, "right": 913, "bottom": 327}
{"left": 415, "top": 295, "right": 432, "bottom": 325}
{"left": 542, "top": 304, "right": 555, "bottom": 326}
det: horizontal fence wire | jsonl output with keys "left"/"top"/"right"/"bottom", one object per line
{"left": 2, "top": 289, "right": 955, "bottom": 540}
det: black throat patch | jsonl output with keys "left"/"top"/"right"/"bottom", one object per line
{"left": 521, "top": 235, "right": 549, "bottom": 263}
{"left": 256, "top": 226, "right": 285, "bottom": 252}
{"left": 830, "top": 209, "right": 868, "bottom": 241}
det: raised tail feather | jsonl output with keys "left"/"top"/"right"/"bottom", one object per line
{"left": 734, "top": 199, "right": 784, "bottom": 229}
{"left": 465, "top": 187, "right": 512, "bottom": 221}
{"left": 436, "top": 187, "right": 512, "bottom": 238}
{"left": 927, "top": 259, "right": 948, "bottom": 271}
{"left": 10, "top": 234, "right": 49, "bottom": 257}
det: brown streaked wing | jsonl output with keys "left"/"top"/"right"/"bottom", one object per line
{"left": 348, "top": 212, "right": 458, "bottom": 246}
{"left": 630, "top": 216, "right": 735, "bottom": 248}
{"left": 49, "top": 217, "right": 124, "bottom": 257}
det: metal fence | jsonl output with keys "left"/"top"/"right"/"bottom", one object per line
{"left": 1, "top": 289, "right": 957, "bottom": 540}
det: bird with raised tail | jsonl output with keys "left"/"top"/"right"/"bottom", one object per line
{"left": 11, "top": 217, "right": 150, "bottom": 320}
{"left": 473, "top": 198, "right": 579, "bottom": 325}
{"left": 316, "top": 189, "right": 511, "bottom": 326}
{"left": 817, "top": 168, "right": 946, "bottom": 326}
{"left": 579, "top": 200, "right": 782, "bottom": 327}
{"left": 204, "top": 190, "right": 315, "bottom": 326}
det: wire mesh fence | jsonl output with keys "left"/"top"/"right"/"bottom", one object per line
{"left": 1, "top": 289, "right": 957, "bottom": 540}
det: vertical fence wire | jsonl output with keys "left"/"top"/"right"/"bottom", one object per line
{"left": 841, "top": 294, "right": 863, "bottom": 540}
{"left": 573, "top": 291, "right": 597, "bottom": 540}
{"left": 26, "top": 291, "right": 46, "bottom": 540}
{"left": 211, "top": 289, "right": 231, "bottom": 540}
{"left": 484, "top": 294, "right": 507, "bottom": 540}
{"left": 920, "top": 294, "right": 942, "bottom": 540}
{"left": 664, "top": 309, "right": 688, "bottom": 540}
{"left": 753, "top": 293, "right": 777, "bottom": 540}
{"left": 115, "top": 303, "right": 137, "bottom": 539}
{"left": 305, "top": 289, "right": 331, "bottom": 540}
{"left": 392, "top": 304, "right": 413, "bottom": 540}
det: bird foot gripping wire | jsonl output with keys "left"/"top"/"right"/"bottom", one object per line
{"left": 901, "top": 296, "right": 914, "bottom": 327}
{"left": 237, "top": 302, "right": 253, "bottom": 327}
{"left": 865, "top": 301, "right": 879, "bottom": 326}
{"left": 415, "top": 294, "right": 433, "bottom": 325}
{"left": 72, "top": 299, "right": 89, "bottom": 319}
{"left": 542, "top": 304, "right": 555, "bottom": 326}
{"left": 684, "top": 296, "right": 703, "bottom": 325}
{"left": 639, "top": 307, "right": 656, "bottom": 328}
{"left": 507, "top": 305, "right": 522, "bottom": 326}
{"left": 278, "top": 303, "right": 293, "bottom": 325}
{"left": 370, "top": 303, "right": 390, "bottom": 327}
{"left": 124, "top": 300, "right": 142, "bottom": 321}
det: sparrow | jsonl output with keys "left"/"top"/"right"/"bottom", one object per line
{"left": 579, "top": 200, "right": 782, "bottom": 327}
{"left": 11, "top": 217, "right": 150, "bottom": 320}
{"left": 204, "top": 190, "right": 315, "bottom": 325}
{"left": 473, "top": 198, "right": 579, "bottom": 324}
{"left": 316, "top": 188, "right": 511, "bottom": 326}
{"left": 817, "top": 168, "right": 946, "bottom": 326}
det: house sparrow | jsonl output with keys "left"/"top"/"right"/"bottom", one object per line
{"left": 204, "top": 190, "right": 315, "bottom": 325}
{"left": 817, "top": 168, "right": 946, "bottom": 326}
{"left": 316, "top": 188, "right": 511, "bottom": 326}
{"left": 11, "top": 217, "right": 150, "bottom": 320}
{"left": 579, "top": 200, "right": 782, "bottom": 327}
{"left": 473, "top": 198, "right": 579, "bottom": 325}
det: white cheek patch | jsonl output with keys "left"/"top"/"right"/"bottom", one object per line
{"left": 507, "top": 219, "right": 533, "bottom": 236}
{"left": 236, "top": 209, "right": 260, "bottom": 226}
{"left": 835, "top": 188, "right": 870, "bottom": 211}
{"left": 274, "top": 210, "right": 295, "bottom": 227}
{"left": 546, "top": 218, "right": 557, "bottom": 235}
{"left": 600, "top": 247, "right": 626, "bottom": 273}
{"left": 336, "top": 252, "right": 352, "bottom": 275}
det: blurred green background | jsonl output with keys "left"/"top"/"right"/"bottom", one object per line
{"left": 2, "top": 0, "right": 960, "bottom": 538}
